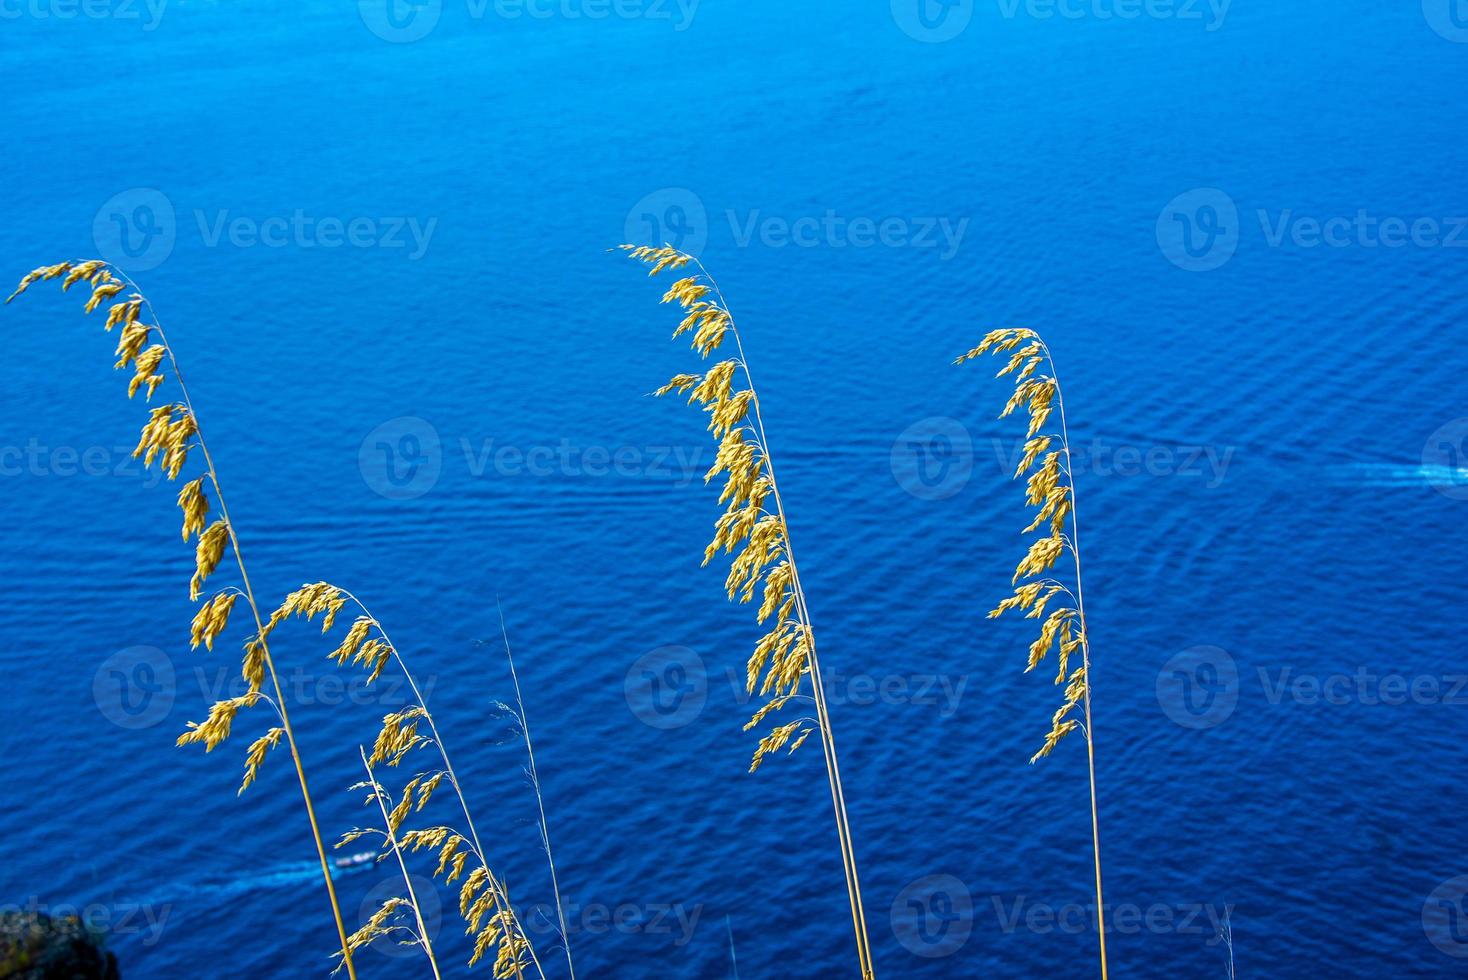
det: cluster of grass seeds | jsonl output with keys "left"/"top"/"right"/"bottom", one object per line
{"left": 287, "top": 583, "right": 559, "bottom": 979}
{"left": 957, "top": 327, "right": 1109, "bottom": 978}
{"left": 7, "top": 264, "right": 563, "bottom": 980}
{"left": 11, "top": 255, "right": 1134, "bottom": 980}
{"left": 620, "top": 244, "right": 875, "bottom": 979}
{"left": 6, "top": 261, "right": 361, "bottom": 977}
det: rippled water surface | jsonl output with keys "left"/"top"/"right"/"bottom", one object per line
{"left": 2, "top": 2, "right": 1467, "bottom": 977}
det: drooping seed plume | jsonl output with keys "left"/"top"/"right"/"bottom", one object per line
{"left": 957, "top": 326, "right": 1111, "bottom": 978}
{"left": 620, "top": 245, "right": 876, "bottom": 979}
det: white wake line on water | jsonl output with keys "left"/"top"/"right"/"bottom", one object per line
{"left": 162, "top": 859, "right": 366, "bottom": 903}
{"left": 1328, "top": 463, "right": 1468, "bottom": 488}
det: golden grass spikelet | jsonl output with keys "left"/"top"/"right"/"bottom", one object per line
{"left": 132, "top": 403, "right": 197, "bottom": 479}
{"left": 128, "top": 345, "right": 167, "bottom": 400}
{"left": 177, "top": 692, "right": 260, "bottom": 752}
{"left": 415, "top": 771, "right": 447, "bottom": 812}
{"left": 619, "top": 243, "right": 693, "bottom": 277}
{"left": 241, "top": 637, "right": 267, "bottom": 693}
{"left": 749, "top": 721, "right": 809, "bottom": 773}
{"left": 113, "top": 317, "right": 151, "bottom": 370}
{"left": 12, "top": 260, "right": 365, "bottom": 977}
{"left": 329, "top": 616, "right": 376, "bottom": 666}
{"left": 189, "top": 591, "right": 238, "bottom": 650}
{"left": 176, "top": 477, "right": 209, "bottom": 540}
{"left": 1013, "top": 532, "right": 1066, "bottom": 584}
{"left": 335, "top": 898, "right": 414, "bottom": 974}
{"left": 459, "top": 867, "right": 490, "bottom": 918}
{"left": 239, "top": 726, "right": 284, "bottom": 795}
{"left": 653, "top": 372, "right": 702, "bottom": 398}
{"left": 83, "top": 278, "right": 125, "bottom": 314}
{"left": 960, "top": 327, "right": 1098, "bottom": 776}
{"left": 190, "top": 519, "right": 229, "bottom": 601}
{"left": 387, "top": 776, "right": 419, "bottom": 834}
{"left": 371, "top": 706, "right": 429, "bottom": 768}
{"left": 6, "top": 262, "right": 68, "bottom": 302}
{"left": 105, "top": 297, "right": 142, "bottom": 332}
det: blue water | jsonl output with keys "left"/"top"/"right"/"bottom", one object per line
{"left": 2, "top": 2, "right": 1467, "bottom": 977}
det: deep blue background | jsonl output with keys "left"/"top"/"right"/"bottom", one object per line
{"left": 2, "top": 1, "right": 1467, "bottom": 976}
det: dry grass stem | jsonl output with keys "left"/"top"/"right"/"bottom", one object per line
{"left": 958, "top": 327, "right": 1108, "bottom": 978}
{"left": 620, "top": 244, "right": 875, "bottom": 978}
{"left": 7, "top": 261, "right": 358, "bottom": 977}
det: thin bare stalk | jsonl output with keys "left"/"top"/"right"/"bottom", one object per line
{"left": 496, "top": 602, "right": 575, "bottom": 980}
{"left": 361, "top": 748, "right": 444, "bottom": 980}
{"left": 1040, "top": 339, "right": 1108, "bottom": 979}
{"left": 109, "top": 271, "right": 358, "bottom": 978}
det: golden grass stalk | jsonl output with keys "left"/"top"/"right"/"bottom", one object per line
{"left": 345, "top": 748, "right": 444, "bottom": 979}
{"left": 280, "top": 582, "right": 543, "bottom": 980}
{"left": 619, "top": 245, "right": 875, "bottom": 979}
{"left": 6, "top": 262, "right": 358, "bottom": 978}
{"left": 957, "top": 327, "right": 1108, "bottom": 978}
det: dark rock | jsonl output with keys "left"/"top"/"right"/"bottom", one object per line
{"left": 0, "top": 911, "right": 120, "bottom": 979}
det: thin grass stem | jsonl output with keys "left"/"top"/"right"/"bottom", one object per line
{"left": 113, "top": 271, "right": 357, "bottom": 979}
{"left": 497, "top": 601, "right": 575, "bottom": 980}
{"left": 361, "top": 748, "right": 444, "bottom": 980}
